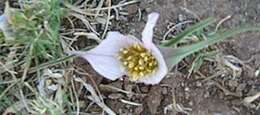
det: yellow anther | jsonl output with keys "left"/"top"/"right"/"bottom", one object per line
{"left": 147, "top": 69, "right": 152, "bottom": 73}
{"left": 140, "top": 53, "right": 146, "bottom": 57}
{"left": 128, "top": 62, "right": 135, "bottom": 68}
{"left": 136, "top": 45, "right": 144, "bottom": 51}
{"left": 118, "top": 43, "right": 158, "bottom": 81}
{"left": 138, "top": 59, "right": 144, "bottom": 65}
{"left": 123, "top": 50, "right": 128, "bottom": 54}
{"left": 123, "top": 61, "right": 128, "bottom": 65}
{"left": 127, "top": 56, "right": 133, "bottom": 60}
{"left": 131, "top": 72, "right": 139, "bottom": 80}
{"left": 144, "top": 57, "right": 149, "bottom": 61}
{"left": 139, "top": 66, "right": 144, "bottom": 70}
{"left": 139, "top": 72, "right": 144, "bottom": 76}
{"left": 133, "top": 44, "right": 139, "bottom": 48}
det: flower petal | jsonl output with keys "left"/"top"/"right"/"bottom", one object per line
{"left": 142, "top": 12, "right": 159, "bottom": 49}
{"left": 82, "top": 53, "right": 124, "bottom": 80}
{"left": 68, "top": 31, "right": 141, "bottom": 80}
{"left": 0, "top": 14, "right": 15, "bottom": 41}
{"left": 0, "top": 15, "right": 7, "bottom": 31}
{"left": 137, "top": 44, "right": 168, "bottom": 85}
{"left": 0, "top": 15, "right": 5, "bottom": 22}
{"left": 89, "top": 31, "right": 141, "bottom": 55}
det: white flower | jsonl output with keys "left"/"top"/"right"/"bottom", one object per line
{"left": 68, "top": 12, "right": 168, "bottom": 84}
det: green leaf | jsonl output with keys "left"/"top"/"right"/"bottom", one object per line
{"left": 161, "top": 17, "right": 215, "bottom": 47}
{"left": 162, "top": 26, "right": 260, "bottom": 69}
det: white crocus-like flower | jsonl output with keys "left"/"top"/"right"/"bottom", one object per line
{"left": 69, "top": 13, "right": 168, "bottom": 84}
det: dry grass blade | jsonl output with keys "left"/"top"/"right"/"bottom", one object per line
{"left": 74, "top": 32, "right": 101, "bottom": 42}
{"left": 214, "top": 82, "right": 241, "bottom": 97}
{"left": 215, "top": 15, "right": 232, "bottom": 32}
{"left": 120, "top": 99, "right": 142, "bottom": 106}
{"left": 99, "top": 84, "right": 133, "bottom": 95}
{"left": 70, "top": 12, "right": 99, "bottom": 35}
{"left": 0, "top": 83, "right": 16, "bottom": 100}
{"left": 71, "top": 77, "right": 80, "bottom": 115}
{"left": 244, "top": 92, "right": 260, "bottom": 104}
{"left": 88, "top": 0, "right": 138, "bottom": 11}
{"left": 73, "top": 76, "right": 116, "bottom": 115}
{"left": 101, "top": 0, "right": 111, "bottom": 39}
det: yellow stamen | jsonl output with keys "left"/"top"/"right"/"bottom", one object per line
{"left": 123, "top": 61, "right": 128, "bottom": 65}
{"left": 138, "top": 59, "right": 144, "bottom": 65}
{"left": 118, "top": 43, "right": 158, "bottom": 81}
{"left": 123, "top": 50, "right": 128, "bottom": 54}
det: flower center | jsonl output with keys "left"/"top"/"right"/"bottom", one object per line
{"left": 118, "top": 44, "right": 158, "bottom": 81}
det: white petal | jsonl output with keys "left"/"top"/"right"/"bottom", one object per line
{"left": 142, "top": 12, "right": 159, "bottom": 49}
{"left": 88, "top": 31, "right": 141, "bottom": 55}
{"left": 137, "top": 44, "right": 168, "bottom": 85}
{"left": 68, "top": 31, "right": 141, "bottom": 80}
{"left": 0, "top": 15, "right": 7, "bottom": 31}
{"left": 83, "top": 54, "right": 124, "bottom": 80}
{"left": 0, "top": 15, "right": 4, "bottom": 22}
{"left": 0, "top": 14, "right": 14, "bottom": 40}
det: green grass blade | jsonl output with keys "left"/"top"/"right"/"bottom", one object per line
{"left": 166, "top": 26, "right": 260, "bottom": 66}
{"left": 177, "top": 26, "right": 260, "bottom": 57}
{"left": 161, "top": 17, "right": 215, "bottom": 47}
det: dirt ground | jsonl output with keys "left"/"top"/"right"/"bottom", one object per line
{"left": 1, "top": 0, "right": 260, "bottom": 115}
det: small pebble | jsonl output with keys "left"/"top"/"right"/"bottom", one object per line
{"left": 188, "top": 101, "right": 193, "bottom": 106}
{"left": 162, "top": 87, "right": 168, "bottom": 95}
{"left": 108, "top": 93, "right": 123, "bottom": 99}
{"left": 196, "top": 82, "right": 202, "bottom": 87}
{"left": 185, "top": 87, "right": 190, "bottom": 92}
